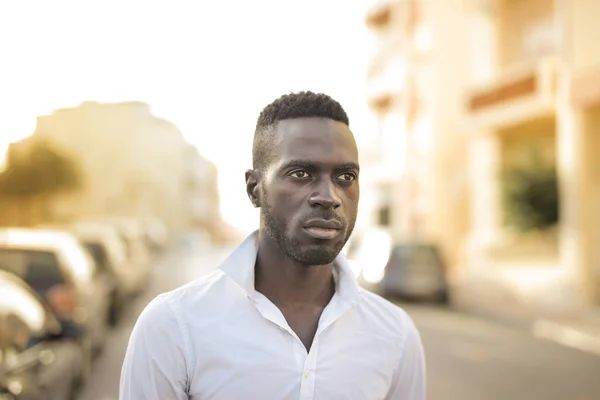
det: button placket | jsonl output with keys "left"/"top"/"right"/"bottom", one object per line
{"left": 298, "top": 334, "right": 319, "bottom": 400}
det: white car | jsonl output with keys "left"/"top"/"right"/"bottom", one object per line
{"left": 0, "top": 228, "right": 112, "bottom": 354}
{"left": 71, "top": 222, "right": 149, "bottom": 304}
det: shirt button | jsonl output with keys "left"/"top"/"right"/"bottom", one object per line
{"left": 303, "top": 369, "right": 310, "bottom": 379}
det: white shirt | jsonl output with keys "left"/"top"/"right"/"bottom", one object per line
{"left": 120, "top": 232, "right": 426, "bottom": 400}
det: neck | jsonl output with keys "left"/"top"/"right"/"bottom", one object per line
{"left": 255, "top": 231, "right": 335, "bottom": 307}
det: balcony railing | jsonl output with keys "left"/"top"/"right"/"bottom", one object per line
{"left": 464, "top": 57, "right": 559, "bottom": 128}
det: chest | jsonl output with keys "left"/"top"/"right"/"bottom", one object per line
{"left": 279, "top": 304, "right": 324, "bottom": 351}
{"left": 187, "top": 317, "right": 400, "bottom": 400}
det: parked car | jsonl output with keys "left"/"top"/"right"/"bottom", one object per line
{"left": 96, "top": 218, "right": 152, "bottom": 283}
{"left": 386, "top": 243, "right": 449, "bottom": 303}
{"left": 359, "top": 242, "right": 450, "bottom": 304}
{"left": 0, "top": 271, "right": 84, "bottom": 400}
{"left": 348, "top": 229, "right": 450, "bottom": 304}
{"left": 70, "top": 222, "right": 147, "bottom": 324}
{"left": 0, "top": 228, "right": 112, "bottom": 354}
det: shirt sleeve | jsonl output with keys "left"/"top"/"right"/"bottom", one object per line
{"left": 120, "top": 295, "right": 191, "bottom": 400}
{"left": 384, "top": 314, "right": 426, "bottom": 400}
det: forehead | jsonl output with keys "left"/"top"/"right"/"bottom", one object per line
{"left": 272, "top": 118, "right": 358, "bottom": 167}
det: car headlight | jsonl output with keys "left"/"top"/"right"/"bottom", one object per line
{"left": 362, "top": 264, "right": 385, "bottom": 284}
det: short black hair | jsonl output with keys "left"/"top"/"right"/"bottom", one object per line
{"left": 252, "top": 91, "right": 350, "bottom": 171}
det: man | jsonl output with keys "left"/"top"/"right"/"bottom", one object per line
{"left": 120, "top": 91, "right": 426, "bottom": 399}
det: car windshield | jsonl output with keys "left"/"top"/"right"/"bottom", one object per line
{"left": 389, "top": 245, "right": 443, "bottom": 273}
{"left": 0, "top": 248, "right": 65, "bottom": 296}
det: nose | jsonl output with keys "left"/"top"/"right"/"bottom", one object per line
{"left": 309, "top": 179, "right": 341, "bottom": 209}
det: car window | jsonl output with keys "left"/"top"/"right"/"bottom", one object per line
{"left": 83, "top": 241, "right": 109, "bottom": 272}
{"left": 0, "top": 248, "right": 65, "bottom": 295}
{"left": 390, "top": 245, "right": 443, "bottom": 273}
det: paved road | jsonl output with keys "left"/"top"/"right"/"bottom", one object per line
{"left": 405, "top": 303, "right": 600, "bottom": 400}
{"left": 79, "top": 237, "right": 600, "bottom": 400}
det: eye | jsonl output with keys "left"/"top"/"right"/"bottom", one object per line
{"left": 337, "top": 172, "right": 356, "bottom": 182}
{"left": 288, "top": 170, "right": 311, "bottom": 179}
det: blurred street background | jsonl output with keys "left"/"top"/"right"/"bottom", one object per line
{"left": 1, "top": 0, "right": 600, "bottom": 399}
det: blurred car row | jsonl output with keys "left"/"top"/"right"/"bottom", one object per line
{"left": 344, "top": 228, "right": 451, "bottom": 305}
{"left": 0, "top": 216, "right": 169, "bottom": 400}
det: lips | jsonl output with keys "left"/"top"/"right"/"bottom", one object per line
{"left": 303, "top": 218, "right": 343, "bottom": 240}
{"left": 304, "top": 219, "right": 343, "bottom": 230}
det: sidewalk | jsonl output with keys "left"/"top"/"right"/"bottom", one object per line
{"left": 530, "top": 309, "right": 600, "bottom": 356}
{"left": 451, "top": 282, "right": 600, "bottom": 356}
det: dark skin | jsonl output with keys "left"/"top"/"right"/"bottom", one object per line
{"left": 245, "top": 117, "right": 360, "bottom": 351}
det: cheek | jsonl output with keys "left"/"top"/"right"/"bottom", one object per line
{"left": 266, "top": 183, "right": 304, "bottom": 207}
{"left": 263, "top": 188, "right": 298, "bottom": 218}
{"left": 343, "top": 188, "right": 360, "bottom": 211}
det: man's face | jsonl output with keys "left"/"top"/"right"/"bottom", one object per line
{"left": 257, "top": 117, "right": 359, "bottom": 266}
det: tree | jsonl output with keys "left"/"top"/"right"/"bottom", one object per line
{"left": 500, "top": 162, "right": 559, "bottom": 233}
{"left": 0, "top": 139, "right": 81, "bottom": 197}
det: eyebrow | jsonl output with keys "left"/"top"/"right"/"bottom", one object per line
{"left": 279, "top": 160, "right": 360, "bottom": 172}
{"left": 335, "top": 163, "right": 360, "bottom": 173}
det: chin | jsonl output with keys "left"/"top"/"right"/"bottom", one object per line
{"left": 291, "top": 243, "right": 342, "bottom": 266}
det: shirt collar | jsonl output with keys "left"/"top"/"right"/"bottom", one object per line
{"left": 219, "top": 231, "right": 361, "bottom": 305}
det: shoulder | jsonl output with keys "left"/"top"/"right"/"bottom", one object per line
{"left": 356, "top": 290, "right": 420, "bottom": 345}
{"left": 136, "top": 270, "right": 228, "bottom": 328}
{"left": 130, "top": 269, "right": 231, "bottom": 362}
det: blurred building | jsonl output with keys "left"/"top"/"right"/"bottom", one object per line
{"left": 184, "top": 144, "right": 225, "bottom": 234}
{"left": 365, "top": 0, "right": 470, "bottom": 272}
{"left": 364, "top": 0, "right": 600, "bottom": 312}
{"left": 1, "top": 101, "right": 221, "bottom": 233}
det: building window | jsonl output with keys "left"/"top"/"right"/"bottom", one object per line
{"left": 378, "top": 205, "right": 391, "bottom": 226}
{"left": 377, "top": 184, "right": 392, "bottom": 227}
{"left": 499, "top": 116, "right": 559, "bottom": 232}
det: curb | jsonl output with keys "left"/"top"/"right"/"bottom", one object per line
{"left": 531, "top": 319, "right": 600, "bottom": 356}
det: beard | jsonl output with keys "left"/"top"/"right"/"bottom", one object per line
{"left": 260, "top": 201, "right": 355, "bottom": 266}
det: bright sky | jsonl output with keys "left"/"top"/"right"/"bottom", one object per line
{"left": 0, "top": 0, "right": 377, "bottom": 232}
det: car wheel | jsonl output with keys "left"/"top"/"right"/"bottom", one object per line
{"left": 435, "top": 290, "right": 450, "bottom": 305}
{"left": 108, "top": 291, "right": 122, "bottom": 327}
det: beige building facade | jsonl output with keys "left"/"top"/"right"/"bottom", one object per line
{"left": 365, "top": 0, "right": 471, "bottom": 274}
{"left": 184, "top": 144, "right": 223, "bottom": 234}
{"left": 365, "top": 0, "right": 600, "bottom": 311}
{"left": 565, "top": 0, "right": 600, "bottom": 306}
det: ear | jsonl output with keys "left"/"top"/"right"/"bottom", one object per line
{"left": 245, "top": 169, "right": 261, "bottom": 208}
